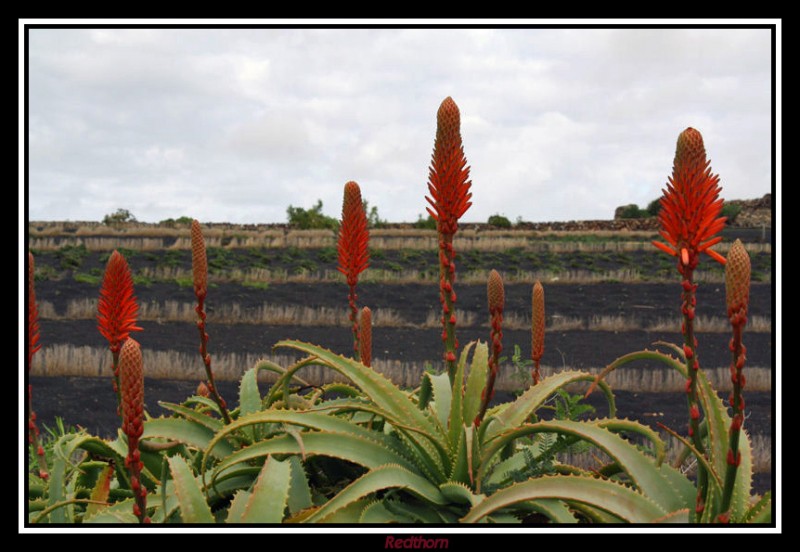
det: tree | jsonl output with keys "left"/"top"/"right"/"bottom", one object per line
{"left": 103, "top": 208, "right": 137, "bottom": 226}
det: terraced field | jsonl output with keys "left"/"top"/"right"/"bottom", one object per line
{"left": 27, "top": 223, "right": 775, "bottom": 495}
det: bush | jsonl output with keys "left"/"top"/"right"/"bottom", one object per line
{"left": 102, "top": 208, "right": 137, "bottom": 226}
{"left": 487, "top": 214, "right": 512, "bottom": 228}
{"left": 617, "top": 204, "right": 647, "bottom": 219}
{"left": 646, "top": 198, "right": 662, "bottom": 217}
{"left": 286, "top": 200, "right": 338, "bottom": 230}
{"left": 160, "top": 216, "right": 194, "bottom": 227}
{"left": 722, "top": 203, "right": 742, "bottom": 223}
{"left": 363, "top": 200, "right": 387, "bottom": 229}
{"left": 413, "top": 214, "right": 437, "bottom": 230}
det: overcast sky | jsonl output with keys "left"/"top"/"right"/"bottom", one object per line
{"left": 25, "top": 25, "right": 774, "bottom": 224}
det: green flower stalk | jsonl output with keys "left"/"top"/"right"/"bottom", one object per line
{"left": 337, "top": 181, "right": 370, "bottom": 360}
{"left": 718, "top": 239, "right": 751, "bottom": 522}
{"left": 191, "top": 220, "right": 231, "bottom": 424}
{"left": 476, "top": 270, "right": 504, "bottom": 425}
{"left": 425, "top": 97, "right": 473, "bottom": 383}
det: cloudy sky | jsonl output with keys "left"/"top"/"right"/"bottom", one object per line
{"left": 25, "top": 24, "right": 774, "bottom": 225}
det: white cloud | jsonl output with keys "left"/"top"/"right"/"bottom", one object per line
{"left": 26, "top": 25, "right": 774, "bottom": 224}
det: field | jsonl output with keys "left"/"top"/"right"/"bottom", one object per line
{"left": 27, "top": 222, "right": 774, "bottom": 495}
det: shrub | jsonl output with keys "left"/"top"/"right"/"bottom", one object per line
{"left": 103, "top": 208, "right": 137, "bottom": 226}
{"left": 413, "top": 214, "right": 437, "bottom": 230}
{"left": 722, "top": 202, "right": 743, "bottom": 223}
{"left": 646, "top": 198, "right": 662, "bottom": 216}
{"left": 487, "top": 214, "right": 512, "bottom": 228}
{"left": 286, "top": 200, "right": 338, "bottom": 229}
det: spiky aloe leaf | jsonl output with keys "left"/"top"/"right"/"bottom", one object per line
{"left": 239, "top": 366, "right": 262, "bottom": 417}
{"left": 448, "top": 342, "right": 475, "bottom": 449}
{"left": 479, "top": 419, "right": 688, "bottom": 512}
{"left": 484, "top": 370, "right": 615, "bottom": 441}
{"left": 463, "top": 341, "right": 490, "bottom": 425}
{"left": 159, "top": 401, "right": 224, "bottom": 433}
{"left": 144, "top": 417, "right": 233, "bottom": 458}
{"left": 305, "top": 465, "right": 447, "bottom": 522}
{"left": 742, "top": 491, "right": 772, "bottom": 523}
{"left": 84, "top": 465, "right": 114, "bottom": 520}
{"left": 423, "top": 372, "right": 452, "bottom": 430}
{"left": 359, "top": 500, "right": 402, "bottom": 523}
{"left": 440, "top": 481, "right": 484, "bottom": 507}
{"left": 461, "top": 475, "right": 667, "bottom": 523}
{"left": 167, "top": 455, "right": 214, "bottom": 524}
{"left": 592, "top": 418, "right": 667, "bottom": 465}
{"left": 225, "top": 457, "right": 291, "bottom": 523}
{"left": 286, "top": 456, "right": 313, "bottom": 515}
{"left": 524, "top": 499, "right": 579, "bottom": 524}
{"left": 210, "top": 432, "right": 418, "bottom": 489}
{"left": 275, "top": 340, "right": 442, "bottom": 438}
{"left": 82, "top": 499, "right": 139, "bottom": 524}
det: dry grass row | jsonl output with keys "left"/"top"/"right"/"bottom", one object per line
{"left": 31, "top": 344, "right": 772, "bottom": 393}
{"left": 40, "top": 299, "right": 772, "bottom": 334}
{"left": 28, "top": 232, "right": 773, "bottom": 254}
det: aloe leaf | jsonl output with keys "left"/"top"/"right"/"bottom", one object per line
{"left": 275, "top": 340, "right": 441, "bottom": 438}
{"left": 226, "top": 490, "right": 251, "bottom": 524}
{"left": 159, "top": 402, "right": 224, "bottom": 433}
{"left": 463, "top": 341, "right": 490, "bottom": 425}
{"left": 84, "top": 465, "right": 114, "bottom": 520}
{"left": 426, "top": 372, "right": 452, "bottom": 430}
{"left": 167, "top": 455, "right": 214, "bottom": 524}
{"left": 440, "top": 481, "right": 484, "bottom": 507}
{"left": 359, "top": 500, "right": 401, "bottom": 523}
{"left": 210, "top": 432, "right": 418, "bottom": 488}
{"left": 742, "top": 491, "right": 772, "bottom": 524}
{"left": 486, "top": 370, "right": 612, "bottom": 441}
{"left": 144, "top": 417, "right": 233, "bottom": 458}
{"left": 305, "top": 464, "right": 446, "bottom": 522}
{"left": 286, "top": 456, "right": 313, "bottom": 515}
{"left": 462, "top": 475, "right": 667, "bottom": 523}
{"left": 234, "top": 457, "right": 291, "bottom": 523}
{"left": 480, "top": 419, "right": 687, "bottom": 512}
{"left": 82, "top": 499, "right": 139, "bottom": 524}
{"left": 239, "top": 366, "right": 262, "bottom": 418}
{"left": 525, "top": 498, "right": 579, "bottom": 524}
{"left": 448, "top": 342, "right": 475, "bottom": 449}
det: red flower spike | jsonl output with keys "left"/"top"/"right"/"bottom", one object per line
{"left": 98, "top": 250, "right": 143, "bottom": 352}
{"left": 652, "top": 128, "right": 727, "bottom": 266}
{"left": 337, "top": 181, "right": 370, "bottom": 287}
{"left": 28, "top": 252, "right": 42, "bottom": 368}
{"left": 425, "top": 97, "right": 473, "bottom": 235}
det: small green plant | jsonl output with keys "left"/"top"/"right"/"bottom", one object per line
{"left": 103, "top": 208, "right": 137, "bottom": 226}
{"left": 721, "top": 202, "right": 743, "bottom": 223}
{"left": 413, "top": 214, "right": 437, "bottom": 230}
{"left": 287, "top": 199, "right": 338, "bottom": 230}
{"left": 56, "top": 244, "right": 89, "bottom": 270}
{"left": 487, "top": 214, "right": 512, "bottom": 228}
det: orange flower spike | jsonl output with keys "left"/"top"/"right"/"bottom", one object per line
{"left": 337, "top": 181, "right": 370, "bottom": 286}
{"left": 531, "top": 280, "right": 545, "bottom": 385}
{"left": 98, "top": 250, "right": 143, "bottom": 353}
{"left": 337, "top": 181, "right": 370, "bottom": 359}
{"left": 360, "top": 306, "right": 372, "bottom": 368}
{"left": 118, "top": 338, "right": 149, "bottom": 523}
{"left": 725, "top": 239, "right": 751, "bottom": 325}
{"left": 476, "top": 270, "right": 505, "bottom": 425}
{"left": 28, "top": 252, "right": 42, "bottom": 369}
{"left": 652, "top": 127, "right": 727, "bottom": 268}
{"left": 425, "top": 97, "right": 473, "bottom": 235}
{"left": 191, "top": 220, "right": 208, "bottom": 301}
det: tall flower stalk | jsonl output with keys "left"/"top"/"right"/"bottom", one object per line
{"left": 652, "top": 127, "right": 726, "bottom": 522}
{"left": 718, "top": 239, "right": 751, "bottom": 522}
{"left": 476, "top": 270, "right": 503, "bottom": 425}
{"left": 97, "top": 250, "right": 142, "bottom": 413}
{"left": 27, "top": 252, "right": 47, "bottom": 480}
{"left": 531, "top": 280, "right": 545, "bottom": 385}
{"left": 191, "top": 220, "right": 231, "bottom": 424}
{"left": 118, "top": 338, "right": 149, "bottom": 523}
{"left": 337, "top": 181, "right": 370, "bottom": 360}
{"left": 425, "top": 97, "right": 473, "bottom": 383}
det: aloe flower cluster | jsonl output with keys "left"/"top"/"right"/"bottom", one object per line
{"left": 425, "top": 97, "right": 473, "bottom": 382}
{"left": 531, "top": 280, "right": 545, "bottom": 385}
{"left": 653, "top": 127, "right": 727, "bottom": 521}
{"left": 118, "top": 338, "right": 149, "bottom": 523}
{"left": 27, "top": 252, "right": 47, "bottom": 480}
{"left": 191, "top": 220, "right": 231, "bottom": 424}
{"left": 718, "top": 239, "right": 752, "bottom": 521}
{"left": 476, "top": 270, "right": 504, "bottom": 425}
{"left": 337, "top": 181, "right": 370, "bottom": 361}
{"left": 97, "top": 250, "right": 143, "bottom": 412}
